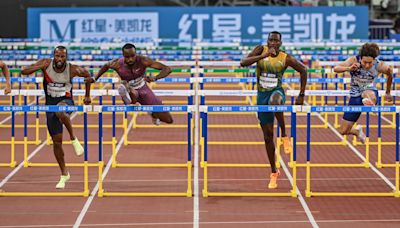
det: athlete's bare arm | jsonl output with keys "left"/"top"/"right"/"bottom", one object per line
{"left": 87, "top": 59, "right": 120, "bottom": 83}
{"left": 21, "top": 59, "right": 51, "bottom": 75}
{"left": 143, "top": 57, "right": 171, "bottom": 82}
{"left": 240, "top": 45, "right": 269, "bottom": 67}
{"left": 377, "top": 61, "right": 393, "bottom": 102}
{"left": 286, "top": 54, "right": 307, "bottom": 105}
{"left": 0, "top": 61, "right": 11, "bottom": 94}
{"left": 70, "top": 65, "right": 92, "bottom": 105}
{"left": 333, "top": 56, "right": 359, "bottom": 73}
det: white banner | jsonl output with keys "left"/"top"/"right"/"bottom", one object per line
{"left": 40, "top": 13, "right": 159, "bottom": 40}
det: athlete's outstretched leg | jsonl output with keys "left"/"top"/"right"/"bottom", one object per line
{"left": 270, "top": 92, "right": 292, "bottom": 154}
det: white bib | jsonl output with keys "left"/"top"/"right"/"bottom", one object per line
{"left": 260, "top": 73, "right": 278, "bottom": 89}
{"left": 354, "top": 77, "right": 373, "bottom": 90}
{"left": 128, "top": 77, "right": 145, "bottom": 90}
{"left": 47, "top": 83, "right": 67, "bottom": 97}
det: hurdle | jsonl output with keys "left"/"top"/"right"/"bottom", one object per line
{"left": 200, "top": 105, "right": 298, "bottom": 197}
{"left": 317, "top": 61, "right": 399, "bottom": 126}
{"left": 304, "top": 105, "right": 400, "bottom": 197}
{"left": 1, "top": 77, "right": 125, "bottom": 128}
{"left": 96, "top": 105, "right": 193, "bottom": 197}
{"left": 289, "top": 92, "right": 388, "bottom": 168}
{"left": 149, "top": 68, "right": 195, "bottom": 104}
{"left": 197, "top": 89, "right": 341, "bottom": 166}
{"left": 16, "top": 89, "right": 114, "bottom": 166}
{"left": 12, "top": 88, "right": 113, "bottom": 167}
{"left": 289, "top": 89, "right": 399, "bottom": 124}
{"left": 108, "top": 90, "right": 196, "bottom": 147}
{"left": 0, "top": 94, "right": 19, "bottom": 167}
{"left": 0, "top": 105, "right": 90, "bottom": 197}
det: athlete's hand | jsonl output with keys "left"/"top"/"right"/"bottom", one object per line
{"left": 145, "top": 75, "right": 157, "bottom": 83}
{"left": 4, "top": 83, "right": 11, "bottom": 95}
{"left": 295, "top": 96, "right": 304, "bottom": 105}
{"left": 84, "top": 77, "right": 95, "bottom": 84}
{"left": 268, "top": 47, "right": 277, "bottom": 57}
{"left": 348, "top": 63, "right": 360, "bottom": 72}
{"left": 260, "top": 51, "right": 269, "bottom": 59}
{"left": 83, "top": 96, "right": 91, "bottom": 105}
{"left": 384, "top": 93, "right": 393, "bottom": 103}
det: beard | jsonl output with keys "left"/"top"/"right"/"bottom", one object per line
{"left": 54, "top": 61, "right": 66, "bottom": 69}
{"left": 125, "top": 60, "right": 135, "bottom": 67}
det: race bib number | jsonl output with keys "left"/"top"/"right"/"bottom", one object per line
{"left": 47, "top": 83, "right": 67, "bottom": 97}
{"left": 354, "top": 77, "right": 373, "bottom": 90}
{"left": 260, "top": 73, "right": 278, "bottom": 89}
{"left": 128, "top": 78, "right": 145, "bottom": 89}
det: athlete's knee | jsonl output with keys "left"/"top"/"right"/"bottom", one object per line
{"left": 55, "top": 112, "right": 68, "bottom": 120}
{"left": 262, "top": 130, "right": 274, "bottom": 143}
{"left": 269, "top": 94, "right": 283, "bottom": 105}
{"left": 269, "top": 99, "right": 281, "bottom": 105}
{"left": 362, "top": 90, "right": 377, "bottom": 105}
{"left": 165, "top": 117, "right": 173, "bottom": 124}
{"left": 264, "top": 135, "right": 274, "bottom": 144}
{"left": 162, "top": 113, "right": 174, "bottom": 124}
{"left": 53, "top": 139, "right": 63, "bottom": 149}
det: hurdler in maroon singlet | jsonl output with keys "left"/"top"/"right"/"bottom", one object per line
{"left": 116, "top": 57, "right": 162, "bottom": 105}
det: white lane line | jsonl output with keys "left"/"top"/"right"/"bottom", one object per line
{"left": 311, "top": 106, "right": 396, "bottom": 189}
{"left": 73, "top": 116, "right": 135, "bottom": 228}
{"left": 193, "top": 72, "right": 200, "bottom": 228}
{"left": 0, "top": 86, "right": 107, "bottom": 185}
{"left": 291, "top": 83, "right": 396, "bottom": 190}
{"left": 4, "top": 176, "right": 392, "bottom": 184}
{"left": 0, "top": 96, "right": 44, "bottom": 124}
{"left": 246, "top": 94, "right": 318, "bottom": 228}
{"left": 0, "top": 142, "right": 46, "bottom": 187}
{"left": 279, "top": 156, "right": 319, "bottom": 228}
{"left": 0, "top": 110, "right": 80, "bottom": 187}
{"left": 4, "top": 218, "right": 400, "bottom": 228}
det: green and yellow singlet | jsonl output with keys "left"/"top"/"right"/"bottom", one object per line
{"left": 256, "top": 46, "right": 287, "bottom": 92}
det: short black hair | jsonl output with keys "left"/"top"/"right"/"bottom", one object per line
{"left": 122, "top": 43, "right": 136, "bottom": 51}
{"left": 359, "top": 43, "right": 380, "bottom": 58}
{"left": 54, "top": 45, "right": 67, "bottom": 55}
{"left": 268, "top": 31, "right": 282, "bottom": 40}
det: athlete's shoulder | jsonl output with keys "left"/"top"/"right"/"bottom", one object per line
{"left": 253, "top": 45, "right": 265, "bottom": 53}
{"left": 140, "top": 55, "right": 155, "bottom": 65}
{"left": 106, "top": 58, "right": 121, "bottom": 68}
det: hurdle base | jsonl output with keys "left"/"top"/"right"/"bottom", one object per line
{"left": 113, "top": 163, "right": 188, "bottom": 168}
{"left": 206, "top": 163, "right": 271, "bottom": 168}
{"left": 101, "top": 192, "right": 190, "bottom": 197}
{"left": 125, "top": 141, "right": 188, "bottom": 145}
{"left": 0, "top": 162, "right": 17, "bottom": 167}
{"left": 296, "top": 163, "right": 368, "bottom": 168}
{"left": 134, "top": 124, "right": 188, "bottom": 128}
{"left": 306, "top": 191, "right": 397, "bottom": 197}
{"left": 203, "top": 191, "right": 294, "bottom": 197}
{"left": 0, "top": 191, "right": 89, "bottom": 197}
{"left": 25, "top": 162, "right": 99, "bottom": 167}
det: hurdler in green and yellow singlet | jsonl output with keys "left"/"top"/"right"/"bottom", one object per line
{"left": 256, "top": 46, "right": 287, "bottom": 125}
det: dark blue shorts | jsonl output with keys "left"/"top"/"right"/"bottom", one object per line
{"left": 46, "top": 99, "right": 74, "bottom": 136}
{"left": 257, "top": 87, "right": 286, "bottom": 125}
{"left": 343, "top": 90, "right": 378, "bottom": 122}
